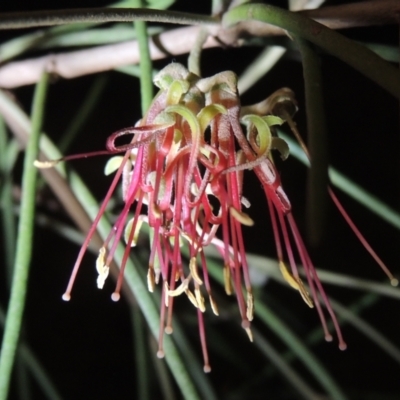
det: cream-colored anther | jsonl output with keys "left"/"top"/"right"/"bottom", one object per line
{"left": 185, "top": 289, "right": 199, "bottom": 308}
{"left": 209, "top": 295, "right": 219, "bottom": 316}
{"left": 295, "top": 277, "right": 314, "bottom": 308}
{"left": 229, "top": 207, "right": 254, "bottom": 226}
{"left": 246, "top": 292, "right": 254, "bottom": 321}
{"left": 96, "top": 247, "right": 109, "bottom": 289}
{"left": 223, "top": 264, "right": 233, "bottom": 295}
{"left": 245, "top": 327, "right": 253, "bottom": 342}
{"left": 164, "top": 281, "right": 169, "bottom": 307}
{"left": 189, "top": 257, "right": 203, "bottom": 285}
{"left": 147, "top": 267, "right": 155, "bottom": 292}
{"left": 279, "top": 261, "right": 314, "bottom": 308}
{"left": 195, "top": 288, "right": 206, "bottom": 312}
{"left": 167, "top": 277, "right": 190, "bottom": 297}
{"left": 279, "top": 261, "right": 299, "bottom": 289}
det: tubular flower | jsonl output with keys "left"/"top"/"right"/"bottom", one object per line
{"left": 36, "top": 63, "right": 351, "bottom": 370}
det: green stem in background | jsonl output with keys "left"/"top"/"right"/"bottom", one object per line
{"left": 0, "top": 8, "right": 218, "bottom": 30}
{"left": 223, "top": 3, "right": 400, "bottom": 99}
{"left": 131, "top": 0, "right": 153, "bottom": 112}
{"left": 297, "top": 37, "right": 329, "bottom": 246}
{"left": 0, "top": 118, "right": 17, "bottom": 282}
{"left": 251, "top": 329, "right": 319, "bottom": 400}
{"left": 131, "top": 308, "right": 149, "bottom": 400}
{"left": 280, "top": 132, "right": 400, "bottom": 231}
{"left": 237, "top": 45, "right": 286, "bottom": 94}
{"left": 0, "top": 73, "right": 49, "bottom": 399}
{"left": 199, "top": 253, "right": 347, "bottom": 400}
{"left": 58, "top": 75, "right": 108, "bottom": 153}
{"left": 187, "top": 27, "right": 209, "bottom": 77}
{"left": 130, "top": 1, "right": 152, "bottom": 396}
{"left": 0, "top": 307, "right": 63, "bottom": 400}
{"left": 256, "top": 304, "right": 347, "bottom": 400}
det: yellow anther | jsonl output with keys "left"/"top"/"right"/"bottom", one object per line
{"left": 209, "top": 295, "right": 219, "bottom": 316}
{"left": 164, "top": 281, "right": 169, "bottom": 307}
{"left": 151, "top": 202, "right": 162, "bottom": 219}
{"left": 295, "top": 277, "right": 314, "bottom": 308}
{"left": 229, "top": 207, "right": 254, "bottom": 226}
{"left": 189, "top": 257, "right": 203, "bottom": 285}
{"left": 279, "top": 261, "right": 299, "bottom": 290}
{"left": 124, "top": 217, "right": 143, "bottom": 247}
{"left": 195, "top": 288, "right": 206, "bottom": 312}
{"left": 147, "top": 267, "right": 155, "bottom": 293}
{"left": 246, "top": 291, "right": 254, "bottom": 321}
{"left": 279, "top": 261, "right": 314, "bottom": 308}
{"left": 223, "top": 264, "right": 233, "bottom": 295}
{"left": 185, "top": 289, "right": 199, "bottom": 308}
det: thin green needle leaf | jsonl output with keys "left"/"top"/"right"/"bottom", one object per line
{"left": 0, "top": 8, "right": 218, "bottom": 30}
{"left": 0, "top": 307, "right": 63, "bottom": 400}
{"left": 134, "top": 255, "right": 218, "bottom": 400}
{"left": 115, "top": 65, "right": 157, "bottom": 78}
{"left": 297, "top": 37, "right": 329, "bottom": 246}
{"left": 238, "top": 46, "right": 286, "bottom": 94}
{"left": 243, "top": 251, "right": 400, "bottom": 300}
{"left": 0, "top": 72, "right": 49, "bottom": 399}
{"left": 329, "top": 297, "right": 400, "bottom": 366}
{"left": 0, "top": 118, "right": 17, "bottom": 280}
{"left": 149, "top": 338, "right": 177, "bottom": 400}
{"left": 203, "top": 254, "right": 347, "bottom": 400}
{"left": 58, "top": 75, "right": 108, "bottom": 153}
{"left": 280, "top": 132, "right": 400, "bottom": 231}
{"left": 131, "top": 0, "right": 153, "bottom": 112}
{"left": 33, "top": 26, "right": 163, "bottom": 49}
{"left": 131, "top": 307, "right": 149, "bottom": 400}
{"left": 256, "top": 302, "right": 347, "bottom": 400}
{"left": 188, "top": 27, "right": 209, "bottom": 76}
{"left": 251, "top": 329, "right": 320, "bottom": 400}
{"left": 223, "top": 4, "right": 400, "bottom": 99}
{"left": 0, "top": 0, "right": 169, "bottom": 62}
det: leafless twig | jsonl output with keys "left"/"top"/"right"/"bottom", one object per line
{"left": 0, "top": 0, "right": 398, "bottom": 89}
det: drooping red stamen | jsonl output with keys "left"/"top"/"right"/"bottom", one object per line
{"left": 62, "top": 150, "right": 131, "bottom": 301}
{"left": 328, "top": 187, "right": 398, "bottom": 286}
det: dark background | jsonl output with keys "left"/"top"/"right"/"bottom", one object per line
{"left": 1, "top": 1, "right": 399, "bottom": 399}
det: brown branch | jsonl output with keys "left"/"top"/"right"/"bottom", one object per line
{"left": 0, "top": 0, "right": 398, "bottom": 89}
{"left": 0, "top": 26, "right": 220, "bottom": 88}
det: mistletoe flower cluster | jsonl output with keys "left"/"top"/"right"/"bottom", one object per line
{"left": 36, "top": 63, "right": 348, "bottom": 371}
